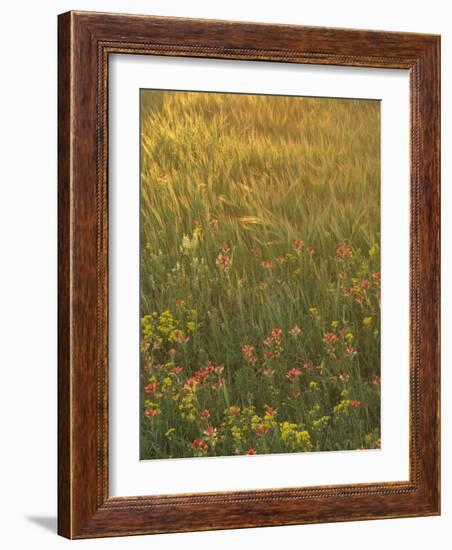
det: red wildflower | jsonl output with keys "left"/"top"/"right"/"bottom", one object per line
{"left": 203, "top": 426, "right": 218, "bottom": 439}
{"left": 242, "top": 344, "right": 254, "bottom": 357}
{"left": 292, "top": 390, "right": 301, "bottom": 398}
{"left": 276, "top": 255, "right": 285, "bottom": 263}
{"left": 289, "top": 325, "right": 302, "bottom": 336}
{"left": 339, "top": 372, "right": 350, "bottom": 382}
{"left": 201, "top": 363, "right": 215, "bottom": 376}
{"left": 351, "top": 400, "right": 361, "bottom": 409}
{"left": 336, "top": 243, "right": 352, "bottom": 259}
{"left": 220, "top": 244, "right": 230, "bottom": 253}
{"left": 209, "top": 217, "right": 218, "bottom": 227}
{"left": 144, "top": 382, "right": 159, "bottom": 394}
{"left": 256, "top": 425, "right": 268, "bottom": 435}
{"left": 212, "top": 378, "right": 225, "bottom": 389}
{"left": 306, "top": 246, "right": 315, "bottom": 254}
{"left": 346, "top": 347, "right": 355, "bottom": 355}
{"left": 242, "top": 344, "right": 257, "bottom": 362}
{"left": 172, "top": 330, "right": 189, "bottom": 344}
{"left": 245, "top": 449, "right": 257, "bottom": 455}
{"left": 361, "top": 279, "right": 371, "bottom": 290}
{"left": 263, "top": 328, "right": 283, "bottom": 347}
{"left": 286, "top": 367, "right": 302, "bottom": 380}
{"left": 264, "top": 351, "right": 275, "bottom": 360}
{"left": 190, "top": 438, "right": 207, "bottom": 450}
{"left": 263, "top": 368, "right": 274, "bottom": 377}
{"left": 216, "top": 254, "right": 230, "bottom": 269}
{"left": 144, "top": 408, "right": 159, "bottom": 417}
{"left": 372, "top": 375, "right": 381, "bottom": 385}
{"left": 293, "top": 239, "right": 304, "bottom": 251}
{"left": 343, "top": 287, "right": 353, "bottom": 296}
{"left": 168, "top": 348, "right": 177, "bottom": 357}
{"left": 372, "top": 271, "right": 381, "bottom": 282}
{"left": 182, "top": 363, "right": 219, "bottom": 391}
{"left": 323, "top": 332, "right": 340, "bottom": 345}
{"left": 228, "top": 406, "right": 241, "bottom": 416}
{"left": 264, "top": 405, "right": 276, "bottom": 416}
{"left": 200, "top": 409, "right": 210, "bottom": 419}
{"left": 183, "top": 376, "right": 199, "bottom": 390}
{"left": 261, "top": 260, "right": 273, "bottom": 269}
{"left": 205, "top": 362, "right": 218, "bottom": 374}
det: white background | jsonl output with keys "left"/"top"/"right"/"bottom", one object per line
{"left": 110, "top": 56, "right": 410, "bottom": 496}
{"left": 0, "top": 1, "right": 449, "bottom": 549}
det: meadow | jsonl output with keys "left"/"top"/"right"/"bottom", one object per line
{"left": 140, "top": 90, "right": 381, "bottom": 459}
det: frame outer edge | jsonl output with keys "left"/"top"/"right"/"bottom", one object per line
{"left": 422, "top": 35, "right": 441, "bottom": 515}
{"left": 57, "top": 10, "right": 441, "bottom": 538}
{"left": 57, "top": 11, "right": 73, "bottom": 539}
{"left": 437, "top": 35, "right": 441, "bottom": 516}
{"left": 408, "top": 37, "right": 441, "bottom": 517}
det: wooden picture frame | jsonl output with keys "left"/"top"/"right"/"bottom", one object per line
{"left": 58, "top": 10, "right": 440, "bottom": 539}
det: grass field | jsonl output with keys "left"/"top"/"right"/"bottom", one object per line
{"left": 140, "top": 90, "right": 381, "bottom": 459}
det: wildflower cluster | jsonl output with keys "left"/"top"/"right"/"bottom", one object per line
{"left": 141, "top": 229, "right": 381, "bottom": 458}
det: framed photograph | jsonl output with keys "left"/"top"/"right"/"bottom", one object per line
{"left": 58, "top": 11, "right": 440, "bottom": 538}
